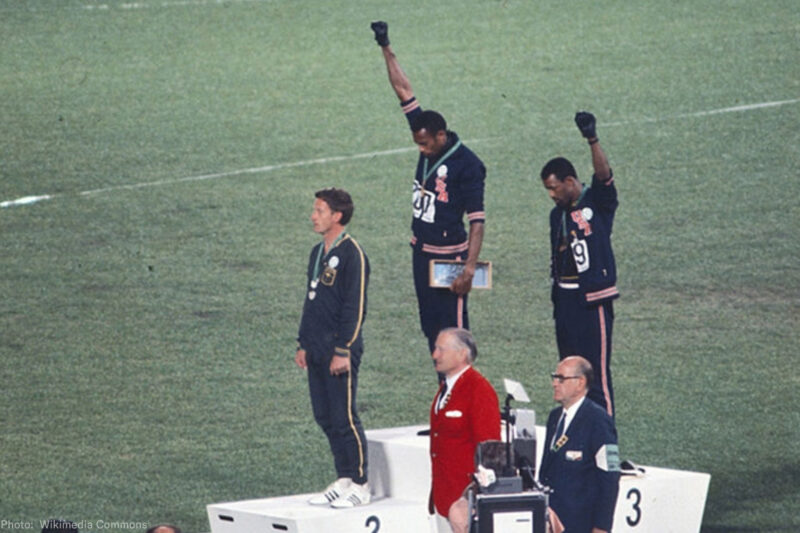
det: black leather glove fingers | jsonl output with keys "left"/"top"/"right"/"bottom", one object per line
{"left": 575, "top": 111, "right": 597, "bottom": 139}
{"left": 371, "top": 21, "right": 390, "bottom": 47}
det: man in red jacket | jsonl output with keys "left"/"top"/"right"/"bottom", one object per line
{"left": 429, "top": 328, "right": 500, "bottom": 532}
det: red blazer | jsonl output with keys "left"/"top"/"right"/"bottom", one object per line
{"left": 429, "top": 366, "right": 501, "bottom": 516}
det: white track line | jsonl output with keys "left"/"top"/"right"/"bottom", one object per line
{"left": 78, "top": 146, "right": 417, "bottom": 197}
{"left": 0, "top": 195, "right": 53, "bottom": 208}
{"left": 604, "top": 98, "right": 800, "bottom": 127}
{"left": 102, "top": 0, "right": 270, "bottom": 10}
{"left": 2, "top": 98, "right": 798, "bottom": 209}
{"left": 0, "top": 0, "right": 272, "bottom": 12}
{"left": 1, "top": 146, "right": 417, "bottom": 208}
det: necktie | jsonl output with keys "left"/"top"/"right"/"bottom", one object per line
{"left": 436, "top": 382, "right": 449, "bottom": 414}
{"left": 551, "top": 410, "right": 566, "bottom": 450}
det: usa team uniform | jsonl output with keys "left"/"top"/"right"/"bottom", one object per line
{"left": 297, "top": 234, "right": 370, "bottom": 484}
{"left": 402, "top": 97, "right": 487, "bottom": 353}
{"left": 549, "top": 172, "right": 619, "bottom": 416}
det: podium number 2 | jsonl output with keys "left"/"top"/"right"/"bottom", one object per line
{"left": 626, "top": 488, "right": 642, "bottom": 526}
{"left": 365, "top": 516, "right": 380, "bottom": 533}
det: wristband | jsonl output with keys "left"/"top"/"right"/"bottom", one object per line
{"left": 588, "top": 138, "right": 599, "bottom": 145}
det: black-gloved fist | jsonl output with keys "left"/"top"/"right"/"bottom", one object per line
{"left": 371, "top": 21, "right": 390, "bottom": 47}
{"left": 575, "top": 111, "right": 597, "bottom": 139}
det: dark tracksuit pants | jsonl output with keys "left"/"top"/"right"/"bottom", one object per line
{"left": 554, "top": 285, "right": 615, "bottom": 418}
{"left": 306, "top": 350, "right": 368, "bottom": 485}
{"left": 412, "top": 249, "right": 469, "bottom": 354}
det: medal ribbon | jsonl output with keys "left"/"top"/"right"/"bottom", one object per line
{"left": 311, "top": 232, "right": 346, "bottom": 283}
{"left": 421, "top": 139, "right": 462, "bottom": 184}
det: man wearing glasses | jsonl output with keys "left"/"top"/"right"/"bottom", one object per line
{"left": 539, "top": 356, "right": 620, "bottom": 533}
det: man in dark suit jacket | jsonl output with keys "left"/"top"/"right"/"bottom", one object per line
{"left": 429, "top": 328, "right": 500, "bottom": 533}
{"left": 539, "top": 356, "right": 620, "bottom": 533}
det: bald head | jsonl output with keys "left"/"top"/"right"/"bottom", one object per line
{"left": 562, "top": 356, "right": 593, "bottom": 388}
{"left": 552, "top": 356, "right": 593, "bottom": 408}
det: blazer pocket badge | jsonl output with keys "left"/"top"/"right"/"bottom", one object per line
{"left": 445, "top": 410, "right": 463, "bottom": 418}
{"left": 321, "top": 266, "right": 337, "bottom": 286}
{"left": 566, "top": 450, "right": 583, "bottom": 461}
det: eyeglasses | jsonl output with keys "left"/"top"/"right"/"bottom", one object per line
{"left": 550, "top": 373, "right": 581, "bottom": 383}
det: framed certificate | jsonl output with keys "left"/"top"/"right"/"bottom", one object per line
{"left": 429, "top": 260, "right": 492, "bottom": 289}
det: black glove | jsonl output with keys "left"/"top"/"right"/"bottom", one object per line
{"left": 575, "top": 111, "right": 597, "bottom": 139}
{"left": 371, "top": 21, "right": 390, "bottom": 47}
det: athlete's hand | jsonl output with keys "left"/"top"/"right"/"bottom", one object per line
{"left": 450, "top": 266, "right": 475, "bottom": 296}
{"left": 330, "top": 354, "right": 351, "bottom": 376}
{"left": 294, "top": 348, "right": 307, "bottom": 370}
{"left": 371, "top": 21, "right": 390, "bottom": 47}
{"left": 575, "top": 111, "right": 597, "bottom": 139}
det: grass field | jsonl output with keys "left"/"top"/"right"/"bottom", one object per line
{"left": 2, "top": 1, "right": 799, "bottom": 531}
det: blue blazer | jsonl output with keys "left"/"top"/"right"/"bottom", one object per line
{"left": 539, "top": 398, "right": 620, "bottom": 532}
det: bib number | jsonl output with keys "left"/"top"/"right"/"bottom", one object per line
{"left": 412, "top": 181, "right": 436, "bottom": 223}
{"left": 570, "top": 237, "right": 590, "bottom": 273}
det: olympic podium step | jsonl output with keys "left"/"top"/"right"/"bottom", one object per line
{"left": 207, "top": 494, "right": 429, "bottom": 533}
{"left": 613, "top": 465, "right": 711, "bottom": 532}
{"left": 367, "top": 425, "right": 711, "bottom": 533}
{"left": 207, "top": 424, "right": 710, "bottom": 533}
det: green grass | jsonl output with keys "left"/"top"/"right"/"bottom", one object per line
{"left": 2, "top": 1, "right": 799, "bottom": 531}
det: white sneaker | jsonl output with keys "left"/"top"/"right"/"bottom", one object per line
{"left": 308, "top": 478, "right": 352, "bottom": 506}
{"left": 330, "top": 482, "right": 371, "bottom": 508}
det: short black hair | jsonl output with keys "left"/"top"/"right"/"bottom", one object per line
{"left": 540, "top": 157, "right": 577, "bottom": 182}
{"left": 315, "top": 188, "right": 354, "bottom": 226}
{"left": 410, "top": 110, "right": 447, "bottom": 135}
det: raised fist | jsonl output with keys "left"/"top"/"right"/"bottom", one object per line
{"left": 575, "top": 111, "right": 597, "bottom": 139}
{"left": 371, "top": 21, "right": 390, "bottom": 47}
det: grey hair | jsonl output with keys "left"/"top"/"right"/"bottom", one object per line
{"left": 441, "top": 327, "right": 478, "bottom": 363}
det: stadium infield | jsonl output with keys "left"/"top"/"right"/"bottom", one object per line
{"left": 1, "top": 1, "right": 798, "bottom": 531}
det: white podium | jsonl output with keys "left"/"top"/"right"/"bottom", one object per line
{"left": 206, "top": 494, "right": 429, "bottom": 533}
{"left": 207, "top": 425, "right": 710, "bottom": 533}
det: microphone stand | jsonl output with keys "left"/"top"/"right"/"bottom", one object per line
{"left": 501, "top": 393, "right": 515, "bottom": 477}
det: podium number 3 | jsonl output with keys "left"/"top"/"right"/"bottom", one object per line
{"left": 626, "top": 488, "right": 642, "bottom": 526}
{"left": 365, "top": 516, "right": 380, "bottom": 533}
